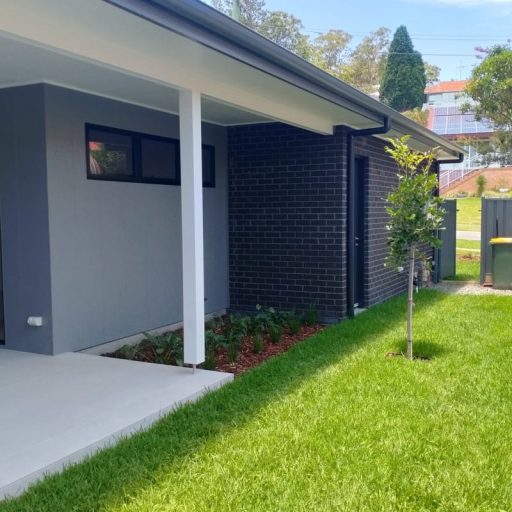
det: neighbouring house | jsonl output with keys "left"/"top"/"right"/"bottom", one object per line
{"left": 0, "top": 0, "right": 463, "bottom": 365}
{"left": 424, "top": 80, "right": 494, "bottom": 189}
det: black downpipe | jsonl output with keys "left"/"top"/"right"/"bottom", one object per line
{"left": 346, "top": 117, "right": 390, "bottom": 319}
{"left": 433, "top": 153, "right": 464, "bottom": 283}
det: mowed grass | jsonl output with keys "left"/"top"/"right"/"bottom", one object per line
{"left": 457, "top": 197, "right": 482, "bottom": 232}
{"left": 456, "top": 239, "right": 481, "bottom": 252}
{"left": 3, "top": 292, "right": 512, "bottom": 512}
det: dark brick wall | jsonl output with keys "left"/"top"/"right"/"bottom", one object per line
{"left": 228, "top": 123, "right": 347, "bottom": 321}
{"left": 353, "top": 136, "right": 408, "bottom": 307}
{"left": 228, "top": 122, "right": 419, "bottom": 320}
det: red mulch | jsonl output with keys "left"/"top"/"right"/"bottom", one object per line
{"left": 214, "top": 324, "right": 325, "bottom": 376}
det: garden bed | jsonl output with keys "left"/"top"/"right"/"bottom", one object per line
{"left": 103, "top": 308, "right": 325, "bottom": 377}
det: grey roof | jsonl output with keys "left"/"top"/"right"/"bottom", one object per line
{"left": 106, "top": 0, "right": 463, "bottom": 160}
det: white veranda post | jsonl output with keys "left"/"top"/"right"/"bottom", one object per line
{"left": 179, "top": 89, "right": 205, "bottom": 366}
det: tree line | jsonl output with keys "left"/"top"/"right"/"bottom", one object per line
{"left": 211, "top": 0, "right": 438, "bottom": 115}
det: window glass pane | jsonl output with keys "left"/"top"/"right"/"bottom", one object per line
{"left": 88, "top": 129, "right": 133, "bottom": 177}
{"left": 202, "top": 146, "right": 215, "bottom": 187}
{"left": 141, "top": 137, "right": 178, "bottom": 182}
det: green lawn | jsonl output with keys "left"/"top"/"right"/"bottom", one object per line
{"left": 456, "top": 239, "right": 481, "bottom": 252}
{"left": 445, "top": 256, "right": 481, "bottom": 282}
{"left": 456, "top": 197, "right": 481, "bottom": 232}
{"left": 4, "top": 292, "right": 512, "bottom": 511}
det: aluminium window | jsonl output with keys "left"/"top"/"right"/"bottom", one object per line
{"left": 86, "top": 124, "right": 215, "bottom": 187}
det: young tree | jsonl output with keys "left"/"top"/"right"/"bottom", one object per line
{"left": 380, "top": 26, "right": 427, "bottom": 111}
{"left": 385, "top": 137, "right": 444, "bottom": 360}
{"left": 464, "top": 45, "right": 512, "bottom": 129}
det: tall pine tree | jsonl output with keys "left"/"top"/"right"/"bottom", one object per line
{"left": 380, "top": 26, "right": 426, "bottom": 112}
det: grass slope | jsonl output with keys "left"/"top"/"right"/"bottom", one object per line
{"left": 3, "top": 292, "right": 512, "bottom": 511}
{"left": 456, "top": 197, "right": 481, "bottom": 232}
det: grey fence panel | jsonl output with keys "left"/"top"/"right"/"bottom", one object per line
{"left": 481, "top": 199, "right": 512, "bottom": 284}
{"left": 439, "top": 200, "right": 457, "bottom": 279}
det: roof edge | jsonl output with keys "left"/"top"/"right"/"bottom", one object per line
{"left": 104, "top": 0, "right": 463, "bottom": 158}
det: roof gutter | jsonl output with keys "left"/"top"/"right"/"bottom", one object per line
{"left": 104, "top": 0, "right": 463, "bottom": 157}
{"left": 346, "top": 117, "right": 391, "bottom": 318}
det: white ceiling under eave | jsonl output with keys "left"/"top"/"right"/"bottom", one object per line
{"left": 0, "top": 0, "right": 382, "bottom": 135}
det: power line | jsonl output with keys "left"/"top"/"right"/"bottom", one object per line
{"left": 302, "top": 27, "right": 511, "bottom": 42}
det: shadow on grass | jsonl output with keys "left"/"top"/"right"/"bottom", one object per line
{"left": 2, "top": 291, "right": 449, "bottom": 512}
{"left": 389, "top": 339, "right": 451, "bottom": 360}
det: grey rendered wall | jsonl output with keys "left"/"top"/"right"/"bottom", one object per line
{"left": 44, "top": 85, "right": 228, "bottom": 353}
{"left": 0, "top": 85, "right": 53, "bottom": 354}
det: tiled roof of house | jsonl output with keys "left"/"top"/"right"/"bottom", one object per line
{"left": 425, "top": 80, "right": 468, "bottom": 94}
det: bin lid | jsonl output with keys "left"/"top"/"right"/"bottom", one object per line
{"left": 490, "top": 237, "right": 512, "bottom": 245}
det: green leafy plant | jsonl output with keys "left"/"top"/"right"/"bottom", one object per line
{"left": 252, "top": 332, "right": 265, "bottom": 354}
{"left": 384, "top": 136, "right": 444, "bottom": 360}
{"left": 303, "top": 305, "right": 319, "bottom": 326}
{"left": 476, "top": 175, "right": 487, "bottom": 197}
{"left": 117, "top": 343, "right": 140, "bottom": 360}
{"left": 204, "top": 331, "right": 224, "bottom": 370}
{"left": 268, "top": 324, "right": 283, "bottom": 344}
{"left": 142, "top": 331, "right": 184, "bottom": 366}
{"left": 222, "top": 315, "right": 249, "bottom": 363}
{"left": 285, "top": 311, "right": 302, "bottom": 335}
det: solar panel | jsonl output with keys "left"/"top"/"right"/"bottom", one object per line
{"left": 428, "top": 105, "right": 495, "bottom": 136}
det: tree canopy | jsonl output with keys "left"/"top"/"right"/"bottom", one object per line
{"left": 210, "top": 2, "right": 435, "bottom": 103}
{"left": 464, "top": 45, "right": 512, "bottom": 129}
{"left": 380, "top": 26, "right": 427, "bottom": 111}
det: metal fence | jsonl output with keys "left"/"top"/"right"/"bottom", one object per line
{"left": 480, "top": 199, "right": 512, "bottom": 284}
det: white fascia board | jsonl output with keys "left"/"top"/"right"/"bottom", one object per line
{"left": 0, "top": 0, "right": 334, "bottom": 134}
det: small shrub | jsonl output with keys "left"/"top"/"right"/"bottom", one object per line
{"left": 222, "top": 314, "right": 249, "bottom": 362}
{"left": 117, "top": 343, "right": 140, "bottom": 360}
{"left": 303, "top": 305, "right": 319, "bottom": 326}
{"left": 476, "top": 175, "right": 487, "bottom": 197}
{"left": 204, "top": 331, "right": 224, "bottom": 370}
{"left": 269, "top": 324, "right": 283, "bottom": 344}
{"left": 155, "top": 332, "right": 183, "bottom": 366}
{"left": 252, "top": 332, "right": 265, "bottom": 354}
{"left": 253, "top": 305, "right": 285, "bottom": 333}
{"left": 285, "top": 311, "right": 302, "bottom": 335}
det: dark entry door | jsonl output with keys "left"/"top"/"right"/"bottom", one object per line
{"left": 354, "top": 157, "right": 366, "bottom": 308}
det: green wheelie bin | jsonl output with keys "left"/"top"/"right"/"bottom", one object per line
{"left": 490, "top": 238, "right": 512, "bottom": 290}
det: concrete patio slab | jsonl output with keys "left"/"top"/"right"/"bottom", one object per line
{"left": 0, "top": 349, "right": 232, "bottom": 500}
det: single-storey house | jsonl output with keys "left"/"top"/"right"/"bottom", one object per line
{"left": 0, "top": 0, "right": 463, "bottom": 366}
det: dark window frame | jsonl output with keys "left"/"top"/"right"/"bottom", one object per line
{"left": 202, "top": 144, "right": 216, "bottom": 188}
{"left": 86, "top": 124, "right": 215, "bottom": 188}
{"left": 86, "top": 123, "right": 180, "bottom": 185}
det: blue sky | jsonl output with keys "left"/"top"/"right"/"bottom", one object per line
{"left": 264, "top": 0, "right": 512, "bottom": 80}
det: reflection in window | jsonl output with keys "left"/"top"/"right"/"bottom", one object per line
{"left": 88, "top": 129, "right": 133, "bottom": 177}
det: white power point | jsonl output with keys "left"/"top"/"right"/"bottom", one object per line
{"left": 27, "top": 316, "right": 43, "bottom": 327}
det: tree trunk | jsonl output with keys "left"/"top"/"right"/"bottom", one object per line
{"left": 407, "top": 246, "right": 416, "bottom": 360}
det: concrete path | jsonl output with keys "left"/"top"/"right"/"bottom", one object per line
{"left": 0, "top": 350, "right": 232, "bottom": 499}
{"left": 457, "top": 230, "right": 481, "bottom": 241}
{"left": 435, "top": 282, "right": 512, "bottom": 296}
{"left": 457, "top": 231, "right": 481, "bottom": 241}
